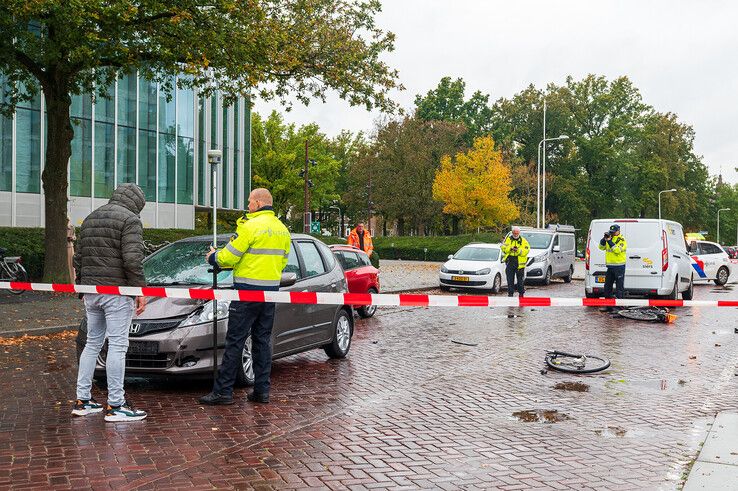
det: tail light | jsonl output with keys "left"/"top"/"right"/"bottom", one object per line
{"left": 661, "top": 230, "right": 668, "bottom": 272}
{"left": 585, "top": 230, "right": 591, "bottom": 271}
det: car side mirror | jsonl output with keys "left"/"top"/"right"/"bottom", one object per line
{"left": 448, "top": 254, "right": 453, "bottom": 260}
{"left": 553, "top": 245, "right": 561, "bottom": 252}
{"left": 280, "top": 272, "right": 297, "bottom": 287}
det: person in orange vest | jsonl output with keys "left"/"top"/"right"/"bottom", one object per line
{"left": 347, "top": 222, "right": 374, "bottom": 257}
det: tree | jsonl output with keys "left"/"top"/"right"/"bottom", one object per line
{"left": 0, "top": 0, "right": 400, "bottom": 281}
{"left": 433, "top": 136, "right": 518, "bottom": 231}
{"left": 415, "top": 77, "right": 494, "bottom": 144}
{"left": 350, "top": 116, "right": 466, "bottom": 235}
{"left": 250, "top": 111, "right": 341, "bottom": 228}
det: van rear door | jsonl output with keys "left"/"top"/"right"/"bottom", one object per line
{"left": 622, "top": 221, "right": 662, "bottom": 291}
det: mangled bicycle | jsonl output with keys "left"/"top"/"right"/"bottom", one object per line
{"left": 542, "top": 350, "right": 611, "bottom": 374}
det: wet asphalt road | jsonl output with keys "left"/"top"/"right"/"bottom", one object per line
{"left": 1, "top": 280, "right": 738, "bottom": 489}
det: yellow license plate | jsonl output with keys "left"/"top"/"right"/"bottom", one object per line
{"left": 451, "top": 276, "right": 469, "bottom": 282}
{"left": 595, "top": 276, "right": 606, "bottom": 283}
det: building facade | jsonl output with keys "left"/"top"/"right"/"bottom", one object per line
{"left": 0, "top": 72, "right": 251, "bottom": 229}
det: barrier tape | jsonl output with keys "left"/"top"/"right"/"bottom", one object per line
{"left": 2, "top": 281, "right": 737, "bottom": 308}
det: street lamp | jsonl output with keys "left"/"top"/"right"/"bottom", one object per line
{"left": 718, "top": 208, "right": 730, "bottom": 244}
{"left": 658, "top": 188, "right": 677, "bottom": 221}
{"left": 537, "top": 134, "right": 569, "bottom": 228}
{"left": 329, "top": 204, "right": 342, "bottom": 237}
{"left": 207, "top": 149, "right": 222, "bottom": 382}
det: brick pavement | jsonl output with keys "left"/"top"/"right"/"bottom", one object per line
{"left": 1, "top": 282, "right": 737, "bottom": 489}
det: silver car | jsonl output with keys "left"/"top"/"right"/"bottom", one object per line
{"left": 76, "top": 234, "right": 354, "bottom": 386}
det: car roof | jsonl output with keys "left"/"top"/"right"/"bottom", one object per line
{"left": 329, "top": 244, "right": 367, "bottom": 254}
{"left": 460, "top": 243, "right": 501, "bottom": 249}
{"left": 173, "top": 232, "right": 314, "bottom": 243}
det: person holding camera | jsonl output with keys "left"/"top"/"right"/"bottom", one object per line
{"left": 599, "top": 224, "right": 628, "bottom": 309}
{"left": 501, "top": 226, "right": 530, "bottom": 297}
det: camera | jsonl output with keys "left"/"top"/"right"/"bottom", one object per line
{"left": 603, "top": 232, "right": 611, "bottom": 240}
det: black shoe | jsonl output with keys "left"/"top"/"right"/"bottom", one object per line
{"left": 247, "top": 392, "right": 269, "bottom": 404}
{"left": 199, "top": 392, "right": 234, "bottom": 405}
{"left": 508, "top": 293, "right": 514, "bottom": 297}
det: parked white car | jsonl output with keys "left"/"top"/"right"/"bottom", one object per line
{"left": 439, "top": 243, "right": 507, "bottom": 293}
{"left": 687, "top": 240, "right": 731, "bottom": 285}
{"left": 585, "top": 219, "right": 694, "bottom": 299}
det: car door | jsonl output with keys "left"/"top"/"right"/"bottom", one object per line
{"left": 272, "top": 243, "right": 311, "bottom": 355}
{"left": 293, "top": 240, "right": 336, "bottom": 345}
{"left": 345, "top": 251, "right": 371, "bottom": 293}
{"left": 699, "top": 242, "right": 727, "bottom": 279}
{"left": 551, "top": 234, "right": 564, "bottom": 275}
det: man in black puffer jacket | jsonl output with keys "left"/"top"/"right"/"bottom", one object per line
{"left": 72, "top": 183, "right": 149, "bottom": 422}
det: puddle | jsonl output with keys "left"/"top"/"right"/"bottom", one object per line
{"left": 595, "top": 426, "right": 628, "bottom": 438}
{"left": 554, "top": 382, "right": 590, "bottom": 392}
{"left": 512, "top": 409, "right": 571, "bottom": 423}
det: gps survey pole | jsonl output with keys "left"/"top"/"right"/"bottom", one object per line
{"left": 208, "top": 149, "right": 222, "bottom": 382}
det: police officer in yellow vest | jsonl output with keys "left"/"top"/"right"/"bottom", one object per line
{"left": 598, "top": 224, "right": 627, "bottom": 308}
{"left": 501, "top": 226, "right": 530, "bottom": 297}
{"left": 200, "top": 188, "right": 291, "bottom": 405}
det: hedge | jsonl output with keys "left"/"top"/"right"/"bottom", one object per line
{"left": 373, "top": 233, "right": 503, "bottom": 262}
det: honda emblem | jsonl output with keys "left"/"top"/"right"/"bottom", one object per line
{"left": 129, "top": 324, "right": 141, "bottom": 334}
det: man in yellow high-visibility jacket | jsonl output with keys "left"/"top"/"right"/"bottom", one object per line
{"left": 501, "top": 226, "right": 530, "bottom": 297}
{"left": 598, "top": 223, "right": 627, "bottom": 309}
{"left": 200, "top": 188, "right": 291, "bottom": 405}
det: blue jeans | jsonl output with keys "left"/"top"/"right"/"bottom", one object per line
{"left": 212, "top": 284, "right": 278, "bottom": 397}
{"left": 76, "top": 294, "right": 134, "bottom": 407}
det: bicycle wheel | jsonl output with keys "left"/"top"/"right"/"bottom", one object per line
{"left": 7, "top": 264, "right": 29, "bottom": 294}
{"left": 618, "top": 308, "right": 660, "bottom": 321}
{"left": 545, "top": 352, "right": 610, "bottom": 374}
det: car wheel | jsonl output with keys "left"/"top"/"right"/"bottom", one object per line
{"left": 440, "top": 285, "right": 450, "bottom": 292}
{"left": 358, "top": 289, "right": 378, "bottom": 318}
{"left": 585, "top": 291, "right": 597, "bottom": 299}
{"left": 491, "top": 274, "right": 501, "bottom": 294}
{"left": 563, "top": 266, "right": 573, "bottom": 283}
{"left": 324, "top": 309, "right": 352, "bottom": 359}
{"left": 716, "top": 266, "right": 729, "bottom": 286}
{"left": 543, "top": 267, "right": 552, "bottom": 286}
{"left": 682, "top": 277, "right": 694, "bottom": 300}
{"left": 235, "top": 336, "right": 255, "bottom": 387}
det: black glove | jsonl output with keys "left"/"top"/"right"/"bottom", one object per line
{"left": 599, "top": 238, "right": 606, "bottom": 246}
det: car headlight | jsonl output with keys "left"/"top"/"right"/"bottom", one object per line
{"left": 441, "top": 266, "right": 450, "bottom": 273}
{"left": 534, "top": 252, "right": 549, "bottom": 263}
{"left": 475, "top": 268, "right": 491, "bottom": 275}
{"left": 180, "top": 300, "right": 231, "bottom": 327}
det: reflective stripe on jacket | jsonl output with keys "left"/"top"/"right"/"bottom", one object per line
{"left": 501, "top": 235, "right": 530, "bottom": 269}
{"left": 214, "top": 209, "right": 291, "bottom": 287}
{"left": 347, "top": 228, "right": 373, "bottom": 256}
{"left": 598, "top": 234, "right": 627, "bottom": 266}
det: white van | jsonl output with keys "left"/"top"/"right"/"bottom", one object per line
{"left": 585, "top": 219, "right": 694, "bottom": 299}
{"left": 506, "top": 225, "right": 577, "bottom": 285}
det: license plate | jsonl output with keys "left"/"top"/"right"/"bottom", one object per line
{"left": 451, "top": 276, "right": 469, "bottom": 282}
{"left": 595, "top": 276, "right": 606, "bottom": 284}
{"left": 127, "top": 341, "right": 159, "bottom": 355}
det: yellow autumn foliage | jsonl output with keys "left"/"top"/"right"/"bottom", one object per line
{"left": 432, "top": 136, "right": 519, "bottom": 230}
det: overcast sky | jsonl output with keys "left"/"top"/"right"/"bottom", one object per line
{"left": 257, "top": 0, "right": 738, "bottom": 182}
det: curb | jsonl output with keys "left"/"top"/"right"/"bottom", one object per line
{"left": 683, "top": 411, "right": 738, "bottom": 490}
{"left": 0, "top": 324, "right": 77, "bottom": 338}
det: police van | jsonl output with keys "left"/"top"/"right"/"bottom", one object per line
{"left": 585, "top": 219, "right": 694, "bottom": 299}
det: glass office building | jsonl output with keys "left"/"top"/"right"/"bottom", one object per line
{"left": 0, "top": 72, "right": 251, "bottom": 229}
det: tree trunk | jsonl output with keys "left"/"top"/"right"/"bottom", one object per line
{"left": 397, "top": 217, "right": 405, "bottom": 236}
{"left": 42, "top": 84, "right": 74, "bottom": 282}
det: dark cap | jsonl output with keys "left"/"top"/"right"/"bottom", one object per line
{"left": 609, "top": 224, "right": 621, "bottom": 232}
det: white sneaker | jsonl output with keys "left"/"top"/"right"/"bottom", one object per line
{"left": 71, "top": 398, "right": 104, "bottom": 416}
{"left": 104, "top": 401, "right": 147, "bottom": 422}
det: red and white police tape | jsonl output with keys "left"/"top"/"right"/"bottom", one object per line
{"left": 2, "top": 281, "right": 737, "bottom": 308}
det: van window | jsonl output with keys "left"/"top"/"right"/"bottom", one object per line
{"left": 552, "top": 235, "right": 559, "bottom": 248}
{"left": 520, "top": 232, "right": 553, "bottom": 249}
{"left": 560, "top": 234, "right": 575, "bottom": 252}
{"left": 624, "top": 223, "right": 660, "bottom": 249}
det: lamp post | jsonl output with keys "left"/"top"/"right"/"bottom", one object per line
{"left": 537, "top": 134, "right": 569, "bottom": 228}
{"left": 718, "top": 208, "right": 730, "bottom": 244}
{"left": 207, "top": 149, "right": 222, "bottom": 381}
{"left": 658, "top": 188, "right": 677, "bottom": 221}
{"left": 329, "top": 205, "right": 342, "bottom": 237}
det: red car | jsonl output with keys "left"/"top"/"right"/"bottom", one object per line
{"left": 330, "top": 245, "right": 380, "bottom": 318}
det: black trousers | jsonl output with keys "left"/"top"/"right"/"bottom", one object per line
{"left": 506, "top": 261, "right": 525, "bottom": 296}
{"left": 604, "top": 265, "right": 626, "bottom": 299}
{"left": 213, "top": 285, "right": 278, "bottom": 397}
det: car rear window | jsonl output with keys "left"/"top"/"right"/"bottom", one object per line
{"left": 338, "top": 251, "right": 362, "bottom": 270}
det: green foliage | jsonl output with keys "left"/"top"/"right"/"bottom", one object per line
{"left": 415, "top": 77, "right": 494, "bottom": 145}
{"left": 372, "top": 233, "right": 503, "bottom": 262}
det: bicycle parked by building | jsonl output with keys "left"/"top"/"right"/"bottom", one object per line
{"left": 0, "top": 247, "right": 29, "bottom": 295}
